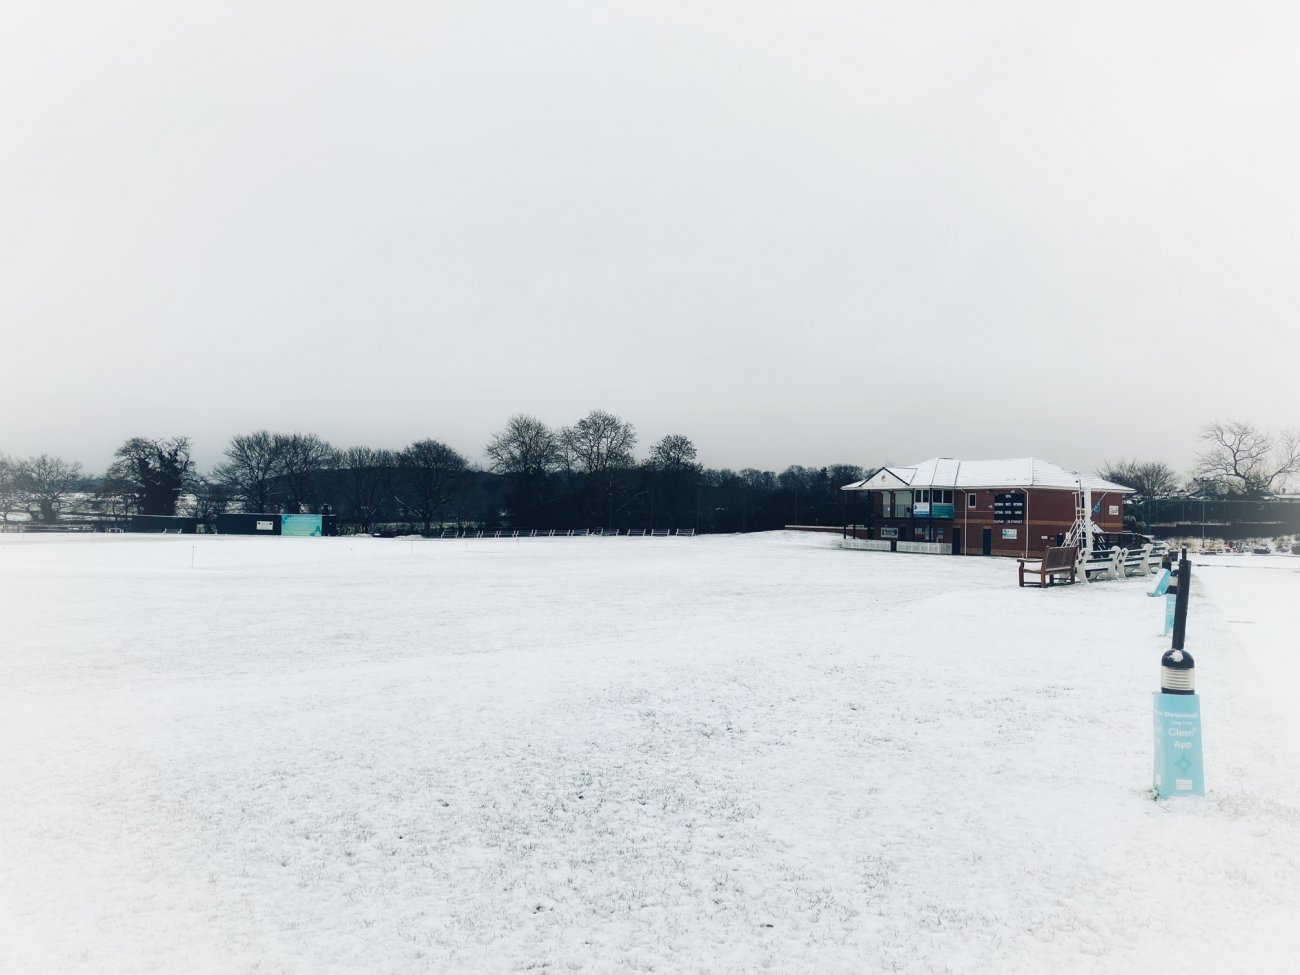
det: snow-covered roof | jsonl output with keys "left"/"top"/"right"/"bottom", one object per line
{"left": 841, "top": 457, "right": 1134, "bottom": 493}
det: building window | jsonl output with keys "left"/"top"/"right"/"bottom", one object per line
{"left": 887, "top": 491, "right": 911, "bottom": 518}
{"left": 968, "top": 493, "right": 977, "bottom": 508}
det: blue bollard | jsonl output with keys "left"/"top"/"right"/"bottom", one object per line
{"left": 1153, "top": 649, "right": 1205, "bottom": 798}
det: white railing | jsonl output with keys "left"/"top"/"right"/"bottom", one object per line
{"left": 840, "top": 539, "right": 893, "bottom": 552}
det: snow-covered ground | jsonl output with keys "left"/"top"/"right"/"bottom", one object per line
{"left": 1, "top": 531, "right": 1297, "bottom": 974}
{"left": 1186, "top": 552, "right": 1300, "bottom": 750}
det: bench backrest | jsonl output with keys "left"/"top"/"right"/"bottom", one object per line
{"left": 1044, "top": 545, "right": 1079, "bottom": 570}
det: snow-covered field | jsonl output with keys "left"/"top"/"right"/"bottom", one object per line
{"left": 2, "top": 531, "right": 1297, "bottom": 974}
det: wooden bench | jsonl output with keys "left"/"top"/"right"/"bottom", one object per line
{"left": 1018, "top": 545, "right": 1079, "bottom": 588}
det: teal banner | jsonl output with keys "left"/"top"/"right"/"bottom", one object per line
{"left": 911, "top": 503, "right": 954, "bottom": 520}
{"left": 1153, "top": 692, "right": 1205, "bottom": 798}
{"left": 1163, "top": 593, "right": 1176, "bottom": 636}
{"left": 281, "top": 514, "right": 323, "bottom": 537}
{"left": 1148, "top": 568, "right": 1171, "bottom": 597}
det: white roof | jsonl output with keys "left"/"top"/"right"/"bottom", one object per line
{"left": 841, "top": 457, "right": 1134, "bottom": 493}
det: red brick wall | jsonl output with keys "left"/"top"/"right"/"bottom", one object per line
{"left": 853, "top": 487, "right": 1127, "bottom": 556}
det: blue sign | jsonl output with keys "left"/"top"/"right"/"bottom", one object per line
{"left": 281, "top": 514, "right": 323, "bottom": 537}
{"left": 1153, "top": 692, "right": 1205, "bottom": 798}
{"left": 1163, "top": 593, "right": 1176, "bottom": 636}
{"left": 1148, "top": 568, "right": 1171, "bottom": 597}
{"left": 912, "top": 503, "right": 955, "bottom": 520}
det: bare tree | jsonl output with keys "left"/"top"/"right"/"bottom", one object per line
{"left": 192, "top": 476, "right": 232, "bottom": 532}
{"left": 561, "top": 410, "right": 637, "bottom": 528}
{"left": 19, "top": 454, "right": 85, "bottom": 523}
{"left": 338, "top": 446, "right": 398, "bottom": 532}
{"left": 104, "top": 436, "right": 195, "bottom": 516}
{"left": 97, "top": 466, "right": 137, "bottom": 520}
{"left": 561, "top": 410, "right": 637, "bottom": 473}
{"left": 827, "top": 464, "right": 866, "bottom": 486}
{"left": 278, "top": 433, "right": 339, "bottom": 513}
{"left": 0, "top": 454, "right": 23, "bottom": 522}
{"left": 395, "top": 440, "right": 468, "bottom": 532}
{"left": 1194, "top": 420, "right": 1300, "bottom": 496}
{"left": 778, "top": 465, "right": 812, "bottom": 493}
{"left": 1096, "top": 458, "right": 1179, "bottom": 499}
{"left": 826, "top": 464, "right": 867, "bottom": 523}
{"left": 646, "top": 434, "right": 701, "bottom": 530}
{"left": 485, "top": 415, "right": 562, "bottom": 525}
{"left": 739, "top": 468, "right": 777, "bottom": 533}
{"left": 214, "top": 431, "right": 286, "bottom": 512}
{"left": 779, "top": 465, "right": 814, "bottom": 523}
{"left": 647, "top": 434, "right": 699, "bottom": 473}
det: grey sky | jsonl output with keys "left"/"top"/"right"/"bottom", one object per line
{"left": 3, "top": 1, "right": 1297, "bottom": 478}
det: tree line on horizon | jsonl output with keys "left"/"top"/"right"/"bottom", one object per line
{"left": 0, "top": 411, "right": 866, "bottom": 533}
{"left": 1, "top": 415, "right": 1296, "bottom": 533}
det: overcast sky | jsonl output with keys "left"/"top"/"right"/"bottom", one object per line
{"left": 2, "top": 1, "right": 1297, "bottom": 477}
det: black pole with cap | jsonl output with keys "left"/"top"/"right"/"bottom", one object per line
{"left": 1171, "top": 551, "right": 1191, "bottom": 652}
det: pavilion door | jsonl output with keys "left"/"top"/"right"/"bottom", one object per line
{"left": 952, "top": 528, "right": 962, "bottom": 555}
{"left": 981, "top": 528, "right": 993, "bottom": 556}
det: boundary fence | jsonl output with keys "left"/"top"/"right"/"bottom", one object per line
{"left": 425, "top": 528, "right": 697, "bottom": 539}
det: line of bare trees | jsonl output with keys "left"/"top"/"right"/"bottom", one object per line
{"left": 197, "top": 432, "right": 475, "bottom": 532}
{"left": 1097, "top": 419, "right": 1300, "bottom": 502}
{"left": 0, "top": 453, "right": 91, "bottom": 524}
{"left": 4, "top": 415, "right": 1294, "bottom": 531}
{"left": 0, "top": 411, "right": 867, "bottom": 533}
{"left": 481, "top": 411, "right": 869, "bottom": 533}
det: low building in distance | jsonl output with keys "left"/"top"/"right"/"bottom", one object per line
{"left": 841, "top": 457, "right": 1132, "bottom": 556}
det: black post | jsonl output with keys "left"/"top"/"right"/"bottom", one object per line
{"left": 1171, "top": 554, "right": 1192, "bottom": 651}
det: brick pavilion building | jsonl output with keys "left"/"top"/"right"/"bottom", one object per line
{"left": 840, "top": 457, "right": 1133, "bottom": 557}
